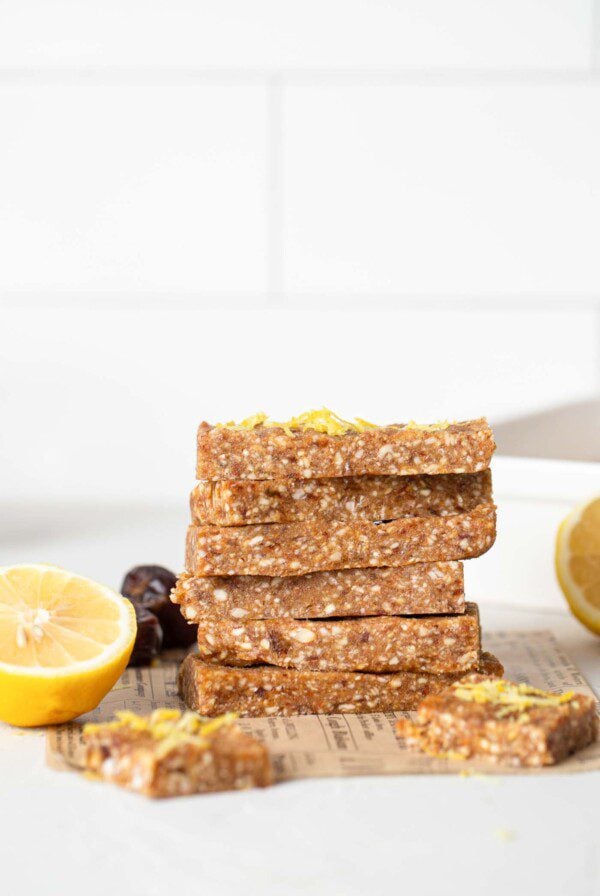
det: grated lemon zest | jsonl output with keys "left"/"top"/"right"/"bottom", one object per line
{"left": 218, "top": 412, "right": 269, "bottom": 431}
{"left": 404, "top": 420, "right": 453, "bottom": 432}
{"left": 452, "top": 679, "right": 575, "bottom": 717}
{"left": 495, "top": 828, "right": 517, "bottom": 843}
{"left": 216, "top": 408, "right": 378, "bottom": 436}
{"left": 83, "top": 707, "right": 239, "bottom": 755}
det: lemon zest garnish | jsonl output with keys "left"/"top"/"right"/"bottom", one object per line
{"left": 83, "top": 708, "right": 239, "bottom": 756}
{"left": 216, "top": 408, "right": 378, "bottom": 436}
{"left": 495, "top": 828, "right": 517, "bottom": 843}
{"left": 216, "top": 410, "right": 460, "bottom": 436}
{"left": 404, "top": 420, "right": 453, "bottom": 432}
{"left": 198, "top": 712, "right": 238, "bottom": 737}
{"left": 218, "top": 412, "right": 269, "bottom": 431}
{"left": 452, "top": 679, "right": 575, "bottom": 717}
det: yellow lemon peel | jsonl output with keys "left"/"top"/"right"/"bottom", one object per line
{"left": 404, "top": 420, "right": 453, "bottom": 432}
{"left": 452, "top": 679, "right": 575, "bottom": 719}
{"left": 83, "top": 708, "right": 237, "bottom": 742}
{"left": 217, "top": 408, "right": 378, "bottom": 436}
{"left": 216, "top": 410, "right": 459, "bottom": 436}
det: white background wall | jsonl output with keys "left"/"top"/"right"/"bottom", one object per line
{"left": 1, "top": 1, "right": 599, "bottom": 502}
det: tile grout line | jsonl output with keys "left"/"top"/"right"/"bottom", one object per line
{"left": 0, "top": 67, "right": 599, "bottom": 86}
{"left": 266, "top": 75, "right": 284, "bottom": 306}
{"left": 2, "top": 294, "right": 600, "bottom": 311}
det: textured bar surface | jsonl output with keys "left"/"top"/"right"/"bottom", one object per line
{"left": 83, "top": 710, "right": 273, "bottom": 797}
{"left": 191, "top": 470, "right": 492, "bottom": 526}
{"left": 179, "top": 652, "right": 503, "bottom": 717}
{"left": 186, "top": 504, "right": 496, "bottom": 577}
{"left": 197, "top": 419, "right": 495, "bottom": 480}
{"left": 195, "top": 602, "right": 480, "bottom": 674}
{"left": 173, "top": 562, "right": 465, "bottom": 621}
{"left": 397, "top": 675, "right": 598, "bottom": 767}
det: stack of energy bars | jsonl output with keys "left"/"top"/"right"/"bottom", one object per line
{"left": 175, "top": 412, "right": 501, "bottom": 717}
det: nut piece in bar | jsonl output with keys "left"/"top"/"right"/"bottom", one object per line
{"left": 172, "top": 562, "right": 465, "bottom": 621}
{"left": 83, "top": 708, "right": 273, "bottom": 797}
{"left": 179, "top": 651, "right": 504, "bottom": 717}
{"left": 396, "top": 675, "right": 598, "bottom": 767}
{"left": 191, "top": 470, "right": 493, "bottom": 526}
{"left": 186, "top": 504, "right": 496, "bottom": 577}
{"left": 195, "top": 602, "right": 481, "bottom": 674}
{"left": 196, "top": 415, "right": 495, "bottom": 481}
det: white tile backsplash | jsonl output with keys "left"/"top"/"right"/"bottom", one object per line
{"left": 0, "top": 0, "right": 593, "bottom": 70}
{"left": 0, "top": 84, "right": 268, "bottom": 294}
{"left": 1, "top": 307, "right": 597, "bottom": 501}
{"left": 282, "top": 82, "right": 600, "bottom": 298}
{"left": 0, "top": 6, "right": 598, "bottom": 511}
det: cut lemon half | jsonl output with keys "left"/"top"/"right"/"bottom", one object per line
{"left": 0, "top": 564, "right": 136, "bottom": 727}
{"left": 555, "top": 496, "right": 600, "bottom": 636}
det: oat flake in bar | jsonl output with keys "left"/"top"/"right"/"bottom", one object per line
{"left": 191, "top": 469, "right": 493, "bottom": 526}
{"left": 172, "top": 562, "right": 465, "bottom": 621}
{"left": 83, "top": 709, "right": 273, "bottom": 797}
{"left": 186, "top": 504, "right": 496, "bottom": 577}
{"left": 196, "top": 415, "right": 495, "bottom": 481}
{"left": 195, "top": 602, "right": 481, "bottom": 674}
{"left": 396, "top": 675, "right": 598, "bottom": 767}
{"left": 179, "top": 652, "right": 503, "bottom": 718}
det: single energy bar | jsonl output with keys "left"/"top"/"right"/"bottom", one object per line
{"left": 185, "top": 504, "right": 496, "bottom": 577}
{"left": 179, "top": 652, "right": 504, "bottom": 717}
{"left": 172, "top": 562, "right": 465, "bottom": 621}
{"left": 83, "top": 709, "right": 273, "bottom": 797}
{"left": 190, "top": 470, "right": 493, "bottom": 526}
{"left": 396, "top": 675, "right": 598, "bottom": 767}
{"left": 197, "top": 418, "right": 495, "bottom": 481}
{"left": 195, "top": 602, "right": 481, "bottom": 674}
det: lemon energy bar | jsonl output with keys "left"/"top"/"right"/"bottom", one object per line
{"left": 396, "top": 675, "right": 598, "bottom": 767}
{"left": 172, "top": 562, "right": 465, "bottom": 621}
{"left": 83, "top": 709, "right": 273, "bottom": 797}
{"left": 179, "top": 652, "right": 503, "bottom": 718}
{"left": 185, "top": 504, "right": 496, "bottom": 577}
{"left": 191, "top": 470, "right": 492, "bottom": 526}
{"left": 195, "top": 603, "right": 481, "bottom": 675}
{"left": 196, "top": 417, "right": 495, "bottom": 481}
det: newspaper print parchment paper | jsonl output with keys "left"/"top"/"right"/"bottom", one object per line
{"left": 46, "top": 630, "right": 600, "bottom": 778}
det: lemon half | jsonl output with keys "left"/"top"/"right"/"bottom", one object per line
{"left": 555, "top": 496, "right": 600, "bottom": 636}
{"left": 0, "top": 564, "right": 136, "bottom": 727}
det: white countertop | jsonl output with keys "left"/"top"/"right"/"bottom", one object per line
{"left": 1, "top": 457, "right": 599, "bottom": 896}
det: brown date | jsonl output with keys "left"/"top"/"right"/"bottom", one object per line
{"left": 128, "top": 605, "right": 163, "bottom": 667}
{"left": 121, "top": 564, "right": 196, "bottom": 648}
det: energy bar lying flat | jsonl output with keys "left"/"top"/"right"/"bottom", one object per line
{"left": 173, "top": 562, "right": 465, "bottom": 621}
{"left": 197, "top": 419, "right": 495, "bottom": 481}
{"left": 83, "top": 709, "right": 273, "bottom": 797}
{"left": 186, "top": 504, "right": 496, "bottom": 577}
{"left": 195, "top": 602, "right": 480, "bottom": 674}
{"left": 179, "top": 651, "right": 503, "bottom": 717}
{"left": 191, "top": 470, "right": 492, "bottom": 526}
{"left": 396, "top": 675, "right": 598, "bottom": 767}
